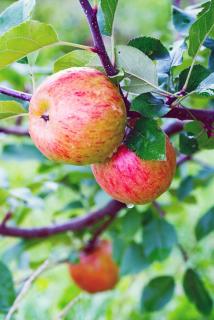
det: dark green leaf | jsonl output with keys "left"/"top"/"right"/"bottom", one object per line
{"left": 195, "top": 206, "right": 214, "bottom": 240}
{"left": 125, "top": 118, "right": 166, "bottom": 161}
{"left": 0, "top": 0, "right": 35, "bottom": 36}
{"left": 184, "top": 122, "right": 214, "bottom": 150}
{"left": 172, "top": 6, "right": 194, "bottom": 33}
{"left": 128, "top": 36, "right": 169, "bottom": 60}
{"left": 143, "top": 217, "right": 177, "bottom": 261}
{"left": 112, "top": 234, "right": 127, "bottom": 264}
{"left": 141, "top": 276, "right": 175, "bottom": 312}
{"left": 178, "top": 65, "right": 211, "bottom": 92}
{"left": 188, "top": 0, "right": 214, "bottom": 57}
{"left": 2, "top": 144, "right": 45, "bottom": 162}
{"left": 98, "top": 0, "right": 118, "bottom": 36}
{"left": 131, "top": 93, "right": 170, "bottom": 118}
{"left": 196, "top": 72, "right": 214, "bottom": 96}
{"left": 0, "top": 261, "right": 15, "bottom": 313}
{"left": 183, "top": 268, "right": 213, "bottom": 315}
{"left": 177, "top": 176, "right": 194, "bottom": 201}
{"left": 179, "top": 132, "right": 199, "bottom": 155}
{"left": 120, "top": 243, "right": 150, "bottom": 276}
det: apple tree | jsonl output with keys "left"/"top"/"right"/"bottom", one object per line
{"left": 0, "top": 0, "right": 213, "bottom": 319}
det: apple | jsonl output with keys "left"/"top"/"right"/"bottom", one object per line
{"left": 92, "top": 137, "right": 176, "bottom": 204}
{"left": 29, "top": 67, "right": 126, "bottom": 165}
{"left": 68, "top": 240, "right": 118, "bottom": 293}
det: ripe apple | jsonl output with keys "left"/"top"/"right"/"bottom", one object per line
{"left": 92, "top": 137, "right": 176, "bottom": 204}
{"left": 29, "top": 67, "right": 126, "bottom": 165}
{"left": 68, "top": 240, "right": 118, "bottom": 293}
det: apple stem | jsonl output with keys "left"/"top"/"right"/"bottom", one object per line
{"left": 0, "top": 86, "right": 32, "bottom": 101}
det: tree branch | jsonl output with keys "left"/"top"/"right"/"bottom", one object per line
{"left": 0, "top": 87, "right": 32, "bottom": 102}
{"left": 0, "top": 200, "right": 125, "bottom": 238}
{"left": 0, "top": 126, "right": 29, "bottom": 136}
{"left": 79, "top": 0, "right": 117, "bottom": 77}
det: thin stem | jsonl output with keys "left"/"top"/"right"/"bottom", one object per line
{"left": 5, "top": 260, "right": 50, "bottom": 320}
{"left": 55, "top": 295, "right": 82, "bottom": 320}
{"left": 0, "top": 126, "right": 29, "bottom": 136}
{"left": 0, "top": 87, "right": 32, "bottom": 102}
{"left": 59, "top": 41, "right": 94, "bottom": 51}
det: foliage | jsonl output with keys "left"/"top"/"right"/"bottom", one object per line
{"left": 0, "top": 0, "right": 213, "bottom": 319}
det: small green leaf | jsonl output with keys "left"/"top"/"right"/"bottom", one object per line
{"left": 141, "top": 276, "right": 175, "bottom": 312}
{"left": 125, "top": 118, "right": 166, "bottom": 161}
{"left": 172, "top": 6, "right": 194, "bottom": 33}
{"left": 131, "top": 93, "right": 170, "bottom": 118}
{"left": 179, "top": 132, "right": 199, "bottom": 155}
{"left": 178, "top": 65, "right": 211, "bottom": 92}
{"left": 188, "top": 0, "right": 214, "bottom": 57}
{"left": 120, "top": 243, "right": 150, "bottom": 276}
{"left": 115, "top": 45, "right": 158, "bottom": 94}
{"left": 195, "top": 206, "right": 214, "bottom": 240}
{"left": 143, "top": 217, "right": 177, "bottom": 261}
{"left": 0, "top": 0, "right": 36, "bottom": 35}
{"left": 98, "top": 0, "right": 118, "bottom": 36}
{"left": 0, "top": 20, "right": 58, "bottom": 70}
{"left": 54, "top": 50, "right": 99, "bottom": 72}
{"left": 128, "top": 36, "right": 169, "bottom": 60}
{"left": 0, "top": 261, "right": 15, "bottom": 314}
{"left": 177, "top": 176, "right": 195, "bottom": 201}
{"left": 183, "top": 268, "right": 213, "bottom": 315}
{"left": 184, "top": 121, "right": 214, "bottom": 150}
{"left": 196, "top": 72, "right": 214, "bottom": 95}
{"left": 0, "top": 101, "right": 26, "bottom": 119}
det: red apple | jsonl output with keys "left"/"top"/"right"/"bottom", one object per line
{"left": 92, "top": 137, "right": 176, "bottom": 204}
{"left": 29, "top": 67, "right": 126, "bottom": 165}
{"left": 68, "top": 240, "right": 118, "bottom": 293}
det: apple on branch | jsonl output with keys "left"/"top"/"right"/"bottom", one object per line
{"left": 29, "top": 67, "right": 126, "bottom": 165}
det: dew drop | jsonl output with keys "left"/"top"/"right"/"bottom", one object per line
{"left": 126, "top": 203, "right": 134, "bottom": 209}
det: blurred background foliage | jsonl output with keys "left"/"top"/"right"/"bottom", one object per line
{"left": 0, "top": 0, "right": 213, "bottom": 319}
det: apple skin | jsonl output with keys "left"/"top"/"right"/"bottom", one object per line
{"left": 68, "top": 240, "right": 118, "bottom": 293}
{"left": 29, "top": 67, "right": 126, "bottom": 165}
{"left": 92, "top": 137, "right": 176, "bottom": 205}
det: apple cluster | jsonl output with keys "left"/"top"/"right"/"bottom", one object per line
{"left": 29, "top": 67, "right": 176, "bottom": 206}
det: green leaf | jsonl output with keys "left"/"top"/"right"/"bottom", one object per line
{"left": 179, "top": 132, "right": 199, "bottom": 155}
{"left": 143, "top": 217, "right": 177, "bottom": 261}
{"left": 172, "top": 6, "right": 194, "bottom": 33}
{"left": 115, "top": 45, "right": 158, "bottom": 94}
{"left": 2, "top": 144, "right": 45, "bottom": 161}
{"left": 0, "top": 0, "right": 36, "bottom": 36}
{"left": 184, "top": 121, "right": 214, "bottom": 150}
{"left": 98, "top": 0, "right": 118, "bottom": 36}
{"left": 0, "top": 20, "right": 58, "bottom": 70}
{"left": 120, "top": 208, "right": 142, "bottom": 238}
{"left": 131, "top": 93, "right": 170, "bottom": 118}
{"left": 188, "top": 0, "right": 214, "bottom": 57}
{"left": 0, "top": 100, "right": 26, "bottom": 119}
{"left": 196, "top": 72, "right": 214, "bottom": 95}
{"left": 120, "top": 243, "right": 150, "bottom": 276}
{"left": 128, "top": 36, "right": 169, "bottom": 60}
{"left": 68, "top": 250, "right": 80, "bottom": 264}
{"left": 0, "top": 261, "right": 15, "bottom": 313}
{"left": 178, "top": 65, "right": 211, "bottom": 92}
{"left": 195, "top": 206, "right": 214, "bottom": 240}
{"left": 183, "top": 268, "right": 213, "bottom": 315}
{"left": 54, "top": 50, "right": 99, "bottom": 72}
{"left": 177, "top": 176, "right": 194, "bottom": 201}
{"left": 125, "top": 118, "right": 166, "bottom": 161}
{"left": 141, "top": 276, "right": 175, "bottom": 312}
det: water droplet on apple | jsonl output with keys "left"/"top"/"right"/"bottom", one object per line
{"left": 126, "top": 204, "right": 134, "bottom": 209}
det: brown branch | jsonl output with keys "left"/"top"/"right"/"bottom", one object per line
{"left": 0, "top": 126, "right": 29, "bottom": 137}
{"left": 0, "top": 200, "right": 125, "bottom": 238}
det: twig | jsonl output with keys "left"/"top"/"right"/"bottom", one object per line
{"left": 55, "top": 295, "right": 82, "bottom": 320}
{"left": 1, "top": 212, "right": 12, "bottom": 227}
{"left": 0, "top": 126, "right": 29, "bottom": 137}
{"left": 5, "top": 259, "right": 50, "bottom": 320}
{"left": 0, "top": 200, "right": 125, "bottom": 238}
{"left": 0, "top": 87, "right": 32, "bottom": 102}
